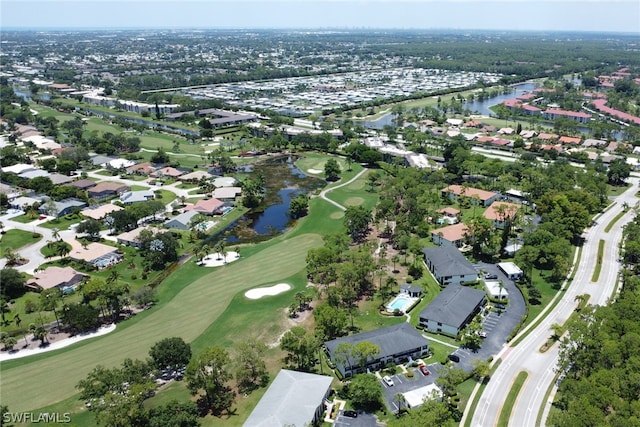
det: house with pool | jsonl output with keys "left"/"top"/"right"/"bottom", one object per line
{"left": 324, "top": 323, "right": 429, "bottom": 378}
{"left": 418, "top": 284, "right": 487, "bottom": 337}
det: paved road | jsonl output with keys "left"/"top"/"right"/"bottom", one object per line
{"left": 469, "top": 178, "right": 638, "bottom": 427}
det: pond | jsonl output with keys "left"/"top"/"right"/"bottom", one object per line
{"left": 361, "top": 82, "right": 540, "bottom": 129}
{"left": 224, "top": 155, "right": 325, "bottom": 243}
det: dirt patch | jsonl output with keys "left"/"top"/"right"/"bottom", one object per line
{"left": 330, "top": 211, "right": 345, "bottom": 219}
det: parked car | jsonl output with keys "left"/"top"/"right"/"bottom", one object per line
{"left": 382, "top": 375, "right": 395, "bottom": 386}
{"left": 485, "top": 273, "right": 498, "bottom": 280}
{"left": 495, "top": 303, "right": 506, "bottom": 310}
{"left": 419, "top": 365, "right": 430, "bottom": 375}
{"left": 477, "top": 330, "right": 487, "bottom": 338}
{"left": 448, "top": 354, "right": 460, "bottom": 363}
{"left": 343, "top": 410, "right": 358, "bottom": 418}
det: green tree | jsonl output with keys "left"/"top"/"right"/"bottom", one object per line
{"left": 436, "top": 365, "right": 466, "bottom": 397}
{"left": 75, "top": 219, "right": 102, "bottom": 240}
{"left": 289, "top": 194, "right": 309, "bottom": 219}
{"left": 313, "top": 303, "right": 348, "bottom": 341}
{"left": 148, "top": 400, "right": 200, "bottom": 427}
{"left": 324, "top": 158, "right": 341, "bottom": 181}
{"left": 0, "top": 268, "right": 26, "bottom": 299}
{"left": 234, "top": 339, "right": 269, "bottom": 393}
{"left": 149, "top": 337, "right": 192, "bottom": 371}
{"left": 344, "top": 206, "right": 372, "bottom": 242}
{"left": 61, "top": 303, "right": 99, "bottom": 332}
{"left": 39, "top": 288, "right": 62, "bottom": 329}
{"left": 279, "top": 326, "right": 318, "bottom": 371}
{"left": 185, "top": 347, "right": 234, "bottom": 416}
{"left": 349, "top": 374, "right": 383, "bottom": 411}
{"left": 607, "top": 158, "right": 631, "bottom": 185}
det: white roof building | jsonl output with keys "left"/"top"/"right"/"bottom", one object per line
{"left": 484, "top": 280, "right": 509, "bottom": 300}
{"left": 402, "top": 383, "right": 443, "bottom": 408}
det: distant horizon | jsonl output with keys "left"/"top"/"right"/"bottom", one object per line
{"left": 2, "top": 1, "right": 639, "bottom": 34}
{"left": 1, "top": 26, "right": 638, "bottom": 36}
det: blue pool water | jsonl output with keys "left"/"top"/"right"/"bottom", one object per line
{"left": 387, "top": 296, "right": 413, "bottom": 312}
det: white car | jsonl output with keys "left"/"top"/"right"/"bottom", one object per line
{"left": 382, "top": 375, "right": 394, "bottom": 387}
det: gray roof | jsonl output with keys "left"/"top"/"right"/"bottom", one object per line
{"left": 243, "top": 369, "right": 332, "bottom": 427}
{"left": 400, "top": 284, "right": 423, "bottom": 294}
{"left": 89, "top": 155, "right": 117, "bottom": 166}
{"left": 325, "top": 322, "right": 428, "bottom": 361}
{"left": 164, "top": 210, "right": 199, "bottom": 229}
{"left": 49, "top": 173, "right": 75, "bottom": 185}
{"left": 419, "top": 284, "right": 486, "bottom": 330}
{"left": 422, "top": 246, "right": 478, "bottom": 278}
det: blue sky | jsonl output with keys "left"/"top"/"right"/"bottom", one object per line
{"left": 1, "top": 0, "right": 639, "bottom": 33}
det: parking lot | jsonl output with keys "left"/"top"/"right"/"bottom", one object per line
{"left": 334, "top": 410, "right": 383, "bottom": 427}
{"left": 447, "top": 261, "right": 526, "bottom": 372}
{"left": 379, "top": 362, "right": 442, "bottom": 412}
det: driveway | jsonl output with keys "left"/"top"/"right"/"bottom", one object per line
{"left": 334, "top": 410, "right": 383, "bottom": 427}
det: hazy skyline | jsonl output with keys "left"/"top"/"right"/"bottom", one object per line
{"left": 1, "top": 0, "right": 639, "bottom": 33}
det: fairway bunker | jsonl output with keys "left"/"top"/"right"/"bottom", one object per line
{"left": 245, "top": 283, "right": 292, "bottom": 299}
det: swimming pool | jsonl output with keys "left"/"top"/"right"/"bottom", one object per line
{"left": 386, "top": 295, "right": 417, "bottom": 313}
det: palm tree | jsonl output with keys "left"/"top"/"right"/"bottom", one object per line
{"left": 394, "top": 393, "right": 405, "bottom": 413}
{"left": 107, "top": 268, "right": 120, "bottom": 285}
{"left": 51, "top": 228, "right": 61, "bottom": 241}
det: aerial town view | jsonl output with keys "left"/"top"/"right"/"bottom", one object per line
{"left": 1, "top": 0, "right": 639, "bottom": 426}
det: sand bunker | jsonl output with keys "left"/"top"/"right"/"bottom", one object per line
{"left": 0, "top": 324, "right": 116, "bottom": 362}
{"left": 307, "top": 168, "right": 323, "bottom": 174}
{"left": 200, "top": 251, "right": 240, "bottom": 267}
{"left": 245, "top": 283, "right": 291, "bottom": 300}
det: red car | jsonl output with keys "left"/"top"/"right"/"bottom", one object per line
{"left": 419, "top": 365, "right": 430, "bottom": 375}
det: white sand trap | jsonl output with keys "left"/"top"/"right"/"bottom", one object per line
{"left": 200, "top": 251, "right": 240, "bottom": 267}
{"left": 0, "top": 324, "right": 116, "bottom": 362}
{"left": 307, "top": 168, "right": 323, "bottom": 174}
{"left": 245, "top": 283, "right": 291, "bottom": 300}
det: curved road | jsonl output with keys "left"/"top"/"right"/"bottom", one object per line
{"left": 470, "top": 178, "right": 638, "bottom": 427}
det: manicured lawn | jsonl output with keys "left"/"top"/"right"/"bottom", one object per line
{"left": 8, "top": 214, "right": 38, "bottom": 224}
{"left": 0, "top": 229, "right": 41, "bottom": 252}
{"left": 2, "top": 150, "right": 374, "bottom": 418}
{"left": 497, "top": 371, "right": 529, "bottom": 427}
{"left": 0, "top": 233, "right": 322, "bottom": 412}
{"left": 40, "top": 214, "right": 83, "bottom": 231}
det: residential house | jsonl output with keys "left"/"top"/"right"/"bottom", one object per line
{"left": 65, "top": 179, "right": 96, "bottom": 190}
{"left": 26, "top": 266, "right": 86, "bottom": 292}
{"left": 116, "top": 226, "right": 159, "bottom": 248}
{"left": 437, "top": 207, "right": 460, "bottom": 224}
{"left": 211, "top": 186, "right": 242, "bottom": 202}
{"left": 178, "top": 170, "right": 213, "bottom": 183}
{"left": 185, "top": 198, "right": 225, "bottom": 215}
{"left": 68, "top": 239, "right": 122, "bottom": 269}
{"left": 324, "top": 323, "right": 430, "bottom": 378}
{"left": 422, "top": 246, "right": 478, "bottom": 286}
{"left": 81, "top": 204, "right": 124, "bottom": 220}
{"left": 48, "top": 173, "right": 75, "bottom": 186}
{"left": 482, "top": 201, "right": 520, "bottom": 229}
{"left": 152, "top": 167, "right": 183, "bottom": 179}
{"left": 9, "top": 196, "right": 41, "bottom": 210}
{"left": 441, "top": 185, "right": 498, "bottom": 207}
{"left": 39, "top": 198, "right": 87, "bottom": 217}
{"left": 418, "top": 284, "right": 487, "bottom": 337}
{"left": 126, "top": 162, "right": 155, "bottom": 176}
{"left": 243, "top": 369, "right": 333, "bottom": 427}
{"left": 432, "top": 223, "right": 469, "bottom": 247}
{"left": 164, "top": 210, "right": 200, "bottom": 230}
{"left": 120, "top": 190, "right": 155, "bottom": 204}
{"left": 88, "top": 182, "right": 130, "bottom": 201}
